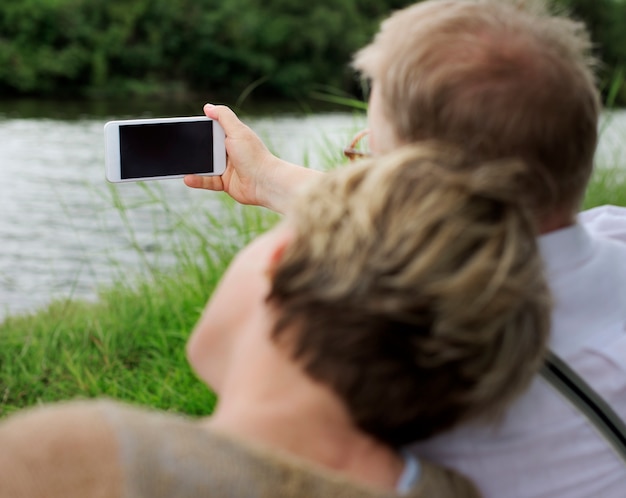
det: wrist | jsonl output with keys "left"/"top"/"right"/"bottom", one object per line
{"left": 259, "top": 159, "right": 321, "bottom": 214}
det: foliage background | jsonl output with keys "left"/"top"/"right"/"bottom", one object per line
{"left": 0, "top": 0, "right": 409, "bottom": 101}
{"left": 0, "top": 0, "right": 624, "bottom": 104}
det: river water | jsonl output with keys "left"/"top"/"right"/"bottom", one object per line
{"left": 0, "top": 102, "right": 624, "bottom": 320}
{"left": 0, "top": 101, "right": 368, "bottom": 319}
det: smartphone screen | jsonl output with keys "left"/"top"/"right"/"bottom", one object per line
{"left": 119, "top": 120, "right": 214, "bottom": 180}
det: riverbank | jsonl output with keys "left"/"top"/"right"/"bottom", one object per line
{"left": 1, "top": 167, "right": 625, "bottom": 418}
{"left": 0, "top": 198, "right": 279, "bottom": 418}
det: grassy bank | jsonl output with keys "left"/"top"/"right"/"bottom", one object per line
{"left": 1, "top": 166, "right": 625, "bottom": 419}
{"left": 0, "top": 195, "right": 279, "bottom": 418}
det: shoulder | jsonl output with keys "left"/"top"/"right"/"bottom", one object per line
{"left": 579, "top": 205, "right": 626, "bottom": 244}
{"left": 0, "top": 399, "right": 206, "bottom": 498}
{"left": 0, "top": 401, "right": 480, "bottom": 498}
{"left": 117, "top": 420, "right": 397, "bottom": 498}
{"left": 0, "top": 399, "right": 124, "bottom": 498}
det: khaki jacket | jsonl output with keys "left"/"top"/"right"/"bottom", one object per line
{"left": 0, "top": 400, "right": 480, "bottom": 497}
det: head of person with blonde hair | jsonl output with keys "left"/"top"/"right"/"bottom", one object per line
{"left": 188, "top": 143, "right": 551, "bottom": 494}
{"left": 267, "top": 144, "right": 551, "bottom": 446}
{"left": 353, "top": 0, "right": 600, "bottom": 232}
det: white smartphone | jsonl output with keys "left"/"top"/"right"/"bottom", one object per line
{"left": 104, "top": 116, "right": 226, "bottom": 182}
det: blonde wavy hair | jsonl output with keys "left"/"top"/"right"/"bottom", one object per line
{"left": 353, "top": 0, "right": 600, "bottom": 218}
{"left": 267, "top": 144, "right": 551, "bottom": 448}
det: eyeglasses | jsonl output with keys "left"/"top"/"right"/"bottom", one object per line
{"left": 343, "top": 129, "right": 372, "bottom": 161}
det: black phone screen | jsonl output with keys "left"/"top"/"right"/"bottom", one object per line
{"left": 119, "top": 120, "right": 214, "bottom": 179}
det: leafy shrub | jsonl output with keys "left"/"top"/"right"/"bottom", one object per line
{"left": 0, "top": 0, "right": 623, "bottom": 103}
{"left": 0, "top": 0, "right": 411, "bottom": 99}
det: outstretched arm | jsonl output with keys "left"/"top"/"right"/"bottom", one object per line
{"left": 184, "top": 104, "right": 322, "bottom": 214}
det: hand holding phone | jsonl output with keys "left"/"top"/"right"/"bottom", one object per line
{"left": 104, "top": 116, "right": 226, "bottom": 183}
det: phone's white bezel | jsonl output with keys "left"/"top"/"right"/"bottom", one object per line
{"left": 104, "top": 115, "right": 226, "bottom": 183}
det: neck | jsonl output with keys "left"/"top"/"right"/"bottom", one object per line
{"left": 537, "top": 208, "right": 576, "bottom": 235}
{"left": 204, "top": 335, "right": 404, "bottom": 492}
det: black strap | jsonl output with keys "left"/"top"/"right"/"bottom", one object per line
{"left": 540, "top": 350, "right": 626, "bottom": 464}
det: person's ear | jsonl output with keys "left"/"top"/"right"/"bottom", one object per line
{"left": 265, "top": 228, "right": 293, "bottom": 279}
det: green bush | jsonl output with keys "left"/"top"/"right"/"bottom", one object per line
{"left": 0, "top": 0, "right": 623, "bottom": 103}
{"left": 556, "top": 0, "right": 626, "bottom": 105}
{"left": 0, "top": 0, "right": 412, "bottom": 100}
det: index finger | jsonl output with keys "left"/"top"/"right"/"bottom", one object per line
{"left": 204, "top": 103, "right": 247, "bottom": 137}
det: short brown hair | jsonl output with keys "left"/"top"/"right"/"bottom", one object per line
{"left": 353, "top": 0, "right": 600, "bottom": 218}
{"left": 267, "top": 144, "right": 551, "bottom": 448}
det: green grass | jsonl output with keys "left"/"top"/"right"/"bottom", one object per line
{"left": 582, "top": 166, "right": 626, "bottom": 209}
{"left": 1, "top": 164, "right": 625, "bottom": 419}
{"left": 0, "top": 191, "right": 279, "bottom": 418}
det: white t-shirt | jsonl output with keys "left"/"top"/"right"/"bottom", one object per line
{"left": 412, "top": 205, "right": 626, "bottom": 498}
